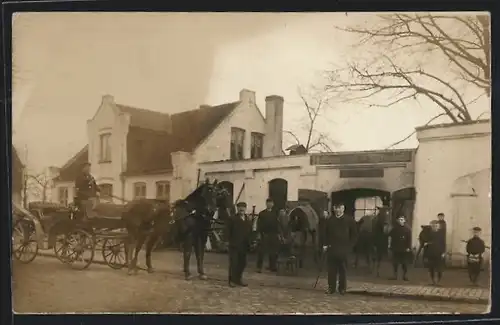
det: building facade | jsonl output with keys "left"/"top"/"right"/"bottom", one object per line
{"left": 52, "top": 89, "right": 491, "bottom": 265}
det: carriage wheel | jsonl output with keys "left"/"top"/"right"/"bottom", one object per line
{"left": 59, "top": 229, "right": 95, "bottom": 270}
{"left": 102, "top": 238, "right": 127, "bottom": 269}
{"left": 12, "top": 220, "right": 38, "bottom": 263}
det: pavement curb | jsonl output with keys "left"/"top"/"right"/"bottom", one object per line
{"left": 348, "top": 289, "right": 489, "bottom": 305}
{"left": 36, "top": 252, "right": 488, "bottom": 304}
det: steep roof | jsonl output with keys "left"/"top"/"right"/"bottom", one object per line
{"left": 56, "top": 101, "right": 240, "bottom": 180}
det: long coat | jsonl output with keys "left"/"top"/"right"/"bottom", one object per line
{"left": 321, "top": 214, "right": 357, "bottom": 257}
{"left": 225, "top": 213, "right": 253, "bottom": 250}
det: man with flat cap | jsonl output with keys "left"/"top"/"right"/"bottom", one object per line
{"left": 74, "top": 162, "right": 100, "bottom": 220}
{"left": 321, "top": 201, "right": 357, "bottom": 295}
{"left": 256, "top": 198, "right": 280, "bottom": 272}
{"left": 466, "top": 226, "right": 486, "bottom": 286}
{"left": 226, "top": 201, "right": 253, "bottom": 287}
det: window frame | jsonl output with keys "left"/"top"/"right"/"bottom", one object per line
{"left": 156, "top": 181, "right": 170, "bottom": 201}
{"left": 230, "top": 127, "right": 245, "bottom": 160}
{"left": 99, "top": 133, "right": 112, "bottom": 163}
{"left": 99, "top": 183, "right": 113, "bottom": 201}
{"left": 133, "top": 182, "right": 147, "bottom": 200}
{"left": 354, "top": 196, "right": 383, "bottom": 222}
{"left": 250, "top": 132, "right": 264, "bottom": 159}
{"left": 58, "top": 187, "right": 69, "bottom": 206}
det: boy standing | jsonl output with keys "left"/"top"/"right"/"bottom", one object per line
{"left": 426, "top": 220, "right": 446, "bottom": 285}
{"left": 388, "top": 216, "right": 412, "bottom": 281}
{"left": 466, "top": 226, "right": 486, "bottom": 286}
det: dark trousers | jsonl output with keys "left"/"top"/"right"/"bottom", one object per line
{"left": 257, "top": 234, "right": 278, "bottom": 271}
{"left": 229, "top": 247, "right": 247, "bottom": 283}
{"left": 392, "top": 251, "right": 409, "bottom": 276}
{"left": 327, "top": 254, "right": 347, "bottom": 292}
{"left": 183, "top": 231, "right": 208, "bottom": 275}
{"left": 427, "top": 255, "right": 444, "bottom": 282}
{"left": 467, "top": 261, "right": 482, "bottom": 284}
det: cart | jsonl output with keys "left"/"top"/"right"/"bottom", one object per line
{"left": 12, "top": 201, "right": 46, "bottom": 264}
{"left": 52, "top": 212, "right": 130, "bottom": 271}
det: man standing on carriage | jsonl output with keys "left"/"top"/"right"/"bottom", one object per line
{"left": 256, "top": 198, "right": 280, "bottom": 273}
{"left": 322, "top": 201, "right": 357, "bottom": 295}
{"left": 74, "top": 162, "right": 100, "bottom": 220}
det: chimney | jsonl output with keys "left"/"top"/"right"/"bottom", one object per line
{"left": 239, "top": 89, "right": 256, "bottom": 104}
{"left": 263, "top": 95, "right": 284, "bottom": 157}
{"left": 102, "top": 94, "right": 115, "bottom": 105}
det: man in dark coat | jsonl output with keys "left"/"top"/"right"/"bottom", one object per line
{"left": 321, "top": 202, "right": 357, "bottom": 295}
{"left": 388, "top": 215, "right": 412, "bottom": 281}
{"left": 426, "top": 220, "right": 446, "bottom": 285}
{"left": 74, "top": 162, "right": 100, "bottom": 220}
{"left": 256, "top": 198, "right": 280, "bottom": 272}
{"left": 466, "top": 226, "right": 486, "bottom": 286}
{"left": 414, "top": 225, "right": 431, "bottom": 266}
{"left": 437, "top": 212, "right": 447, "bottom": 249}
{"left": 226, "top": 201, "right": 253, "bottom": 287}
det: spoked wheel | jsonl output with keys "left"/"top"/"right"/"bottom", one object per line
{"left": 57, "top": 229, "right": 95, "bottom": 270}
{"left": 102, "top": 238, "right": 128, "bottom": 269}
{"left": 12, "top": 219, "right": 39, "bottom": 263}
{"left": 54, "top": 233, "right": 72, "bottom": 264}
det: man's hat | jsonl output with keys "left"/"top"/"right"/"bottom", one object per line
{"left": 472, "top": 226, "right": 482, "bottom": 231}
{"left": 266, "top": 198, "right": 274, "bottom": 203}
{"left": 236, "top": 202, "right": 247, "bottom": 208}
{"left": 81, "top": 162, "right": 91, "bottom": 168}
{"left": 332, "top": 201, "right": 345, "bottom": 207}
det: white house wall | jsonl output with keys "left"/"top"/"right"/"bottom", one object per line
{"left": 52, "top": 181, "right": 75, "bottom": 205}
{"left": 86, "top": 95, "right": 130, "bottom": 200}
{"left": 194, "top": 90, "right": 266, "bottom": 163}
{"left": 124, "top": 173, "right": 172, "bottom": 201}
{"left": 413, "top": 120, "right": 491, "bottom": 259}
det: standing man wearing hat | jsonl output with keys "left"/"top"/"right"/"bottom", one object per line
{"left": 226, "top": 201, "right": 253, "bottom": 287}
{"left": 466, "top": 226, "right": 486, "bottom": 286}
{"left": 74, "top": 162, "right": 100, "bottom": 220}
{"left": 256, "top": 198, "right": 280, "bottom": 273}
{"left": 321, "top": 202, "right": 357, "bottom": 295}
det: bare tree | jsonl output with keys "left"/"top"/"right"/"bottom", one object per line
{"left": 24, "top": 172, "right": 52, "bottom": 204}
{"left": 324, "top": 13, "right": 490, "bottom": 124}
{"left": 283, "top": 88, "right": 340, "bottom": 153}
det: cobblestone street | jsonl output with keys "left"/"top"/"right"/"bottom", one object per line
{"left": 12, "top": 257, "right": 488, "bottom": 314}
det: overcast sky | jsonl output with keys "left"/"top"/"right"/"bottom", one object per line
{"left": 12, "top": 12, "right": 490, "bottom": 172}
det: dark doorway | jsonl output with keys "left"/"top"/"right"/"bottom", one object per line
{"left": 268, "top": 178, "right": 288, "bottom": 211}
{"left": 298, "top": 189, "right": 328, "bottom": 217}
{"left": 331, "top": 188, "right": 390, "bottom": 220}
{"left": 218, "top": 181, "right": 234, "bottom": 205}
{"left": 392, "top": 187, "right": 416, "bottom": 227}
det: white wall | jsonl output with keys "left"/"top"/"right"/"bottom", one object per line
{"left": 194, "top": 89, "right": 267, "bottom": 163}
{"left": 124, "top": 173, "right": 172, "bottom": 201}
{"left": 52, "top": 181, "right": 75, "bottom": 205}
{"left": 412, "top": 120, "right": 491, "bottom": 259}
{"left": 86, "top": 95, "right": 130, "bottom": 200}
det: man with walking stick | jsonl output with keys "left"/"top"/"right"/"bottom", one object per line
{"left": 320, "top": 202, "right": 357, "bottom": 295}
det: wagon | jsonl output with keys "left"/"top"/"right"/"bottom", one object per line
{"left": 12, "top": 201, "right": 45, "bottom": 264}
{"left": 51, "top": 202, "right": 130, "bottom": 270}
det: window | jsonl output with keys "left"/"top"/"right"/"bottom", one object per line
{"left": 250, "top": 132, "right": 264, "bottom": 159}
{"left": 58, "top": 187, "right": 69, "bottom": 206}
{"left": 354, "top": 196, "right": 383, "bottom": 222}
{"left": 99, "top": 183, "right": 113, "bottom": 202}
{"left": 156, "top": 181, "right": 170, "bottom": 201}
{"left": 230, "top": 127, "right": 245, "bottom": 160}
{"left": 133, "top": 182, "right": 147, "bottom": 200}
{"left": 99, "top": 133, "right": 112, "bottom": 162}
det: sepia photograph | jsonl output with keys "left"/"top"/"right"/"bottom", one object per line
{"left": 11, "top": 12, "right": 491, "bottom": 314}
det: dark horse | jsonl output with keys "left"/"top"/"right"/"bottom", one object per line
{"left": 353, "top": 207, "right": 391, "bottom": 276}
{"left": 173, "top": 179, "right": 230, "bottom": 280}
{"left": 284, "top": 204, "right": 319, "bottom": 268}
{"left": 123, "top": 179, "right": 226, "bottom": 276}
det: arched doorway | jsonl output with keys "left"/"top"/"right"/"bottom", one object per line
{"left": 331, "top": 188, "right": 390, "bottom": 221}
{"left": 268, "top": 178, "right": 288, "bottom": 211}
{"left": 218, "top": 181, "right": 234, "bottom": 204}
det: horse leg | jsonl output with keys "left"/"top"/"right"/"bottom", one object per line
{"left": 183, "top": 233, "right": 194, "bottom": 280}
{"left": 145, "top": 233, "right": 158, "bottom": 273}
{"left": 129, "top": 233, "right": 146, "bottom": 275}
{"left": 194, "top": 232, "right": 208, "bottom": 279}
